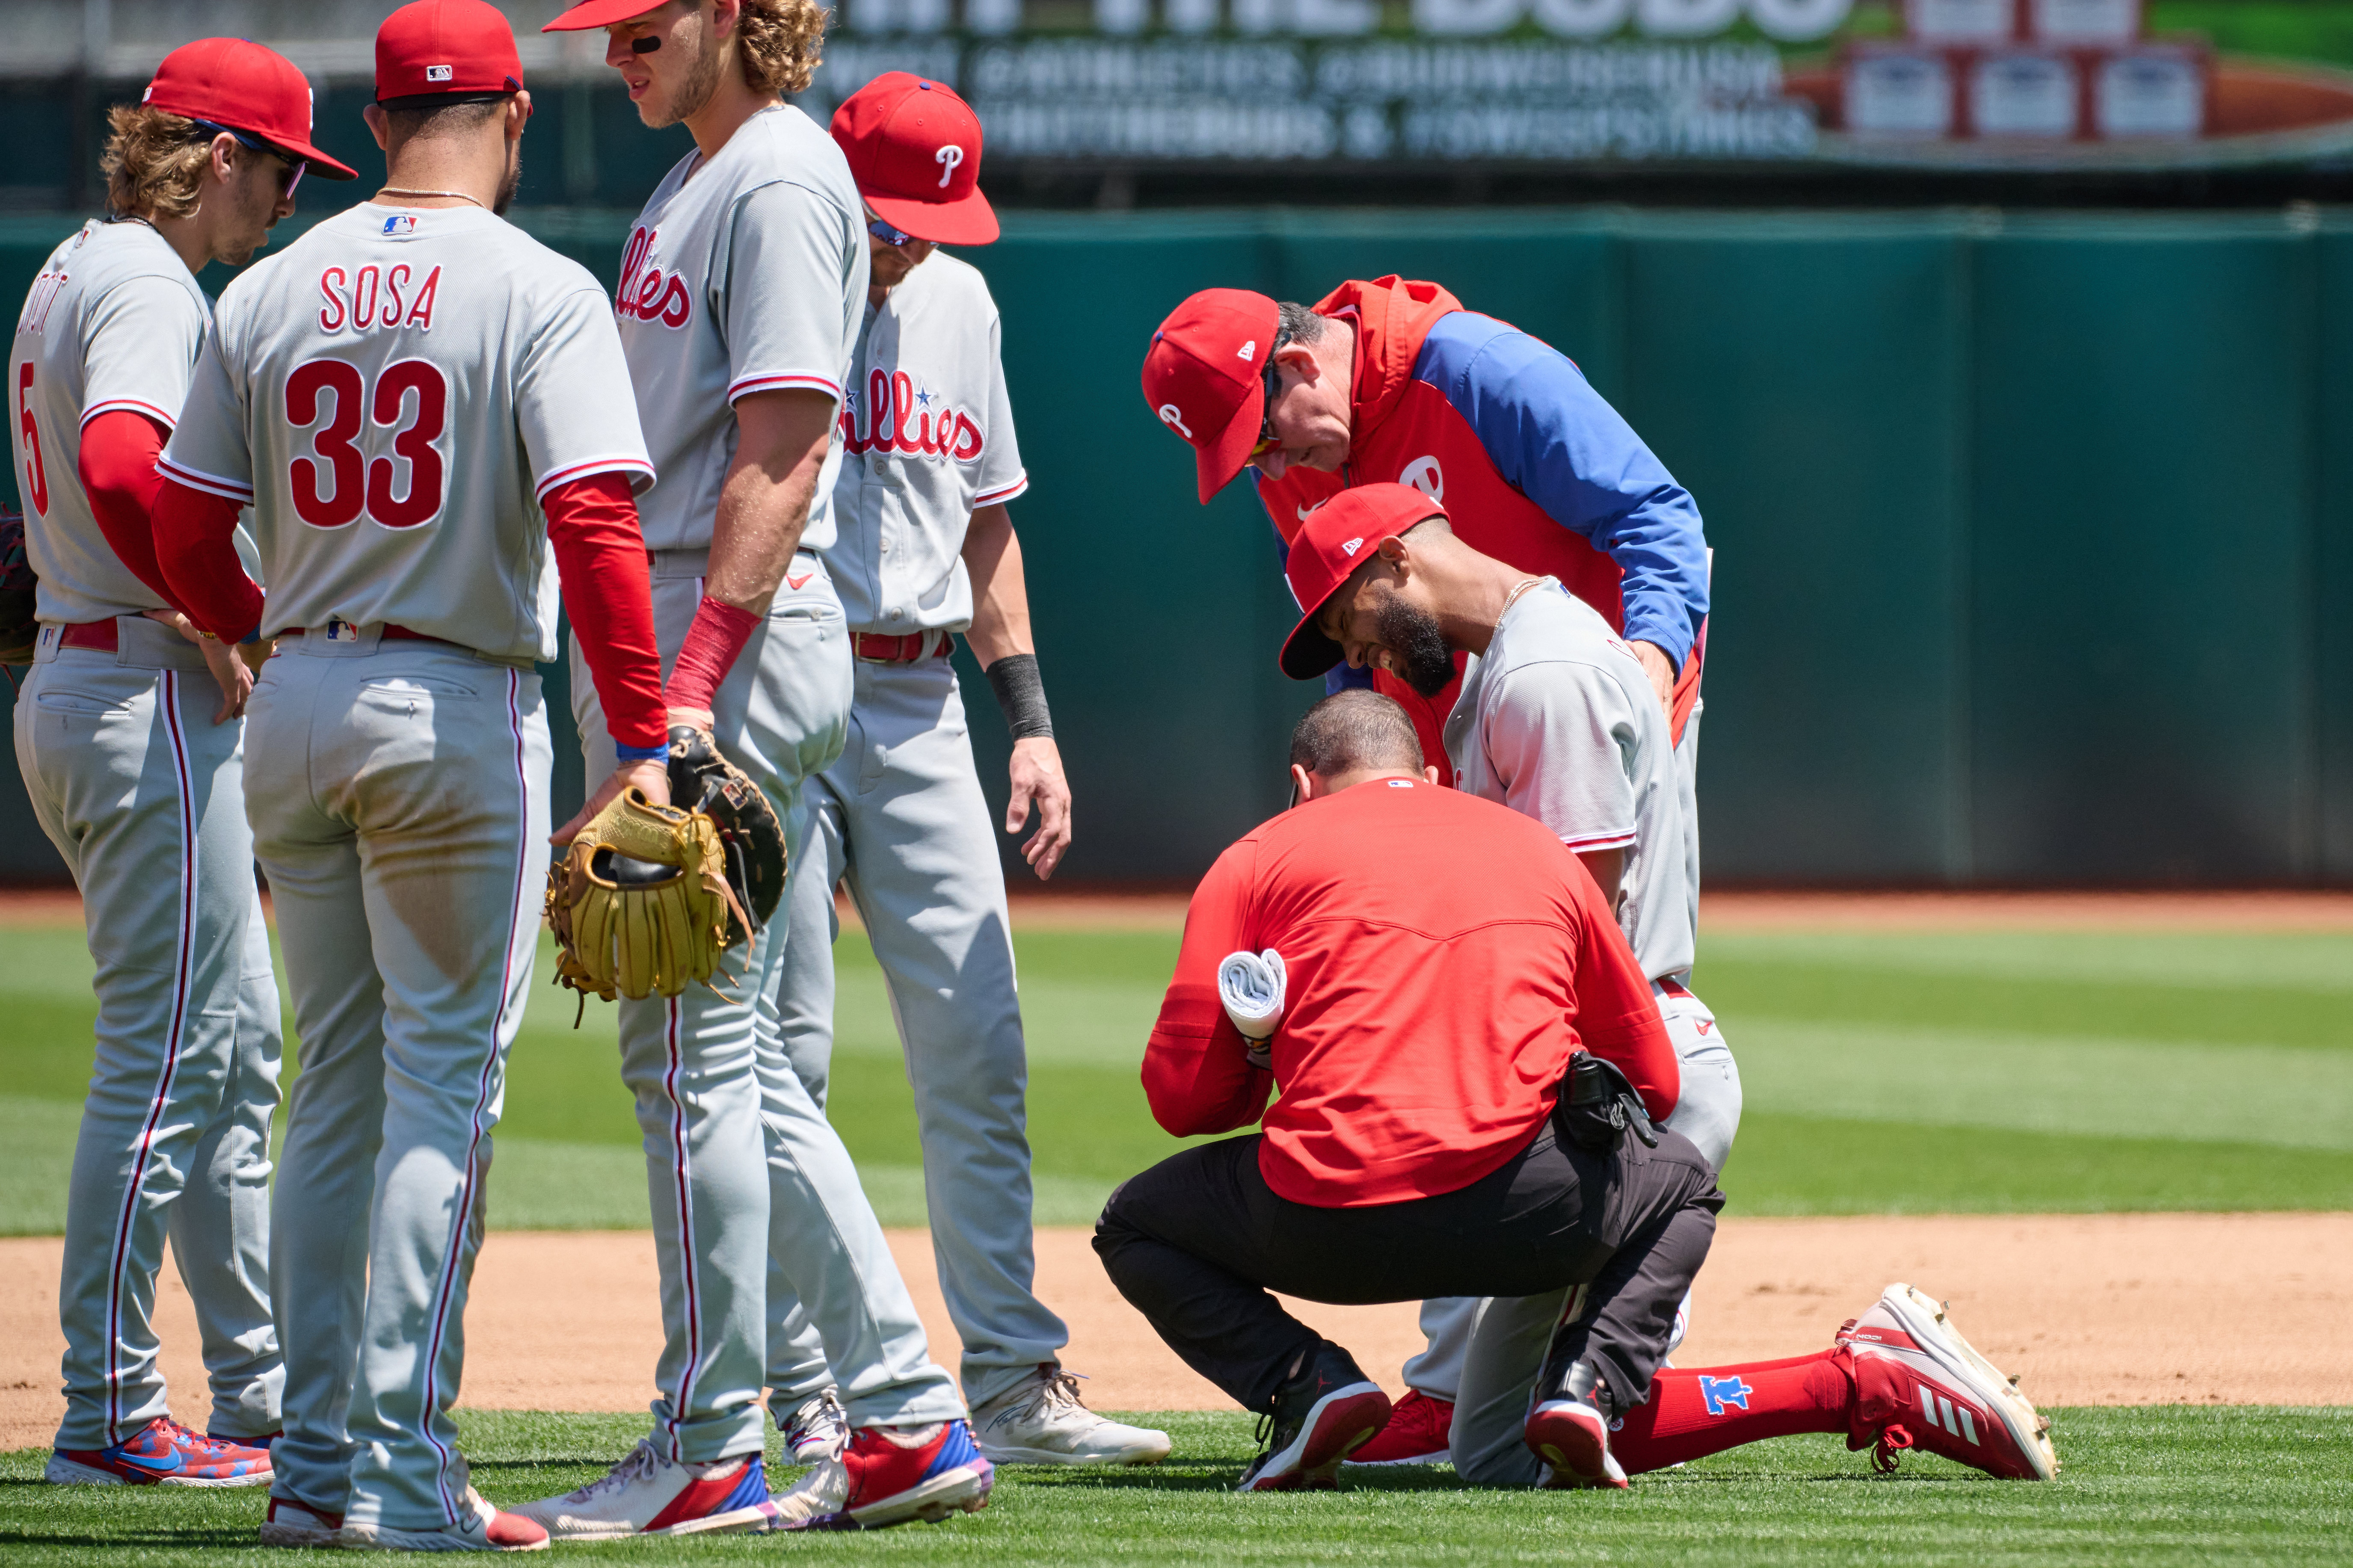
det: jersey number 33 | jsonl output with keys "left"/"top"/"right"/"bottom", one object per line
{"left": 285, "top": 357, "right": 447, "bottom": 530}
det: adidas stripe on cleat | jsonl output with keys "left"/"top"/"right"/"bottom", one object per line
{"left": 1840, "top": 1282, "right": 2059, "bottom": 1482}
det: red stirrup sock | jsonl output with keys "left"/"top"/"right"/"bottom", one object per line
{"left": 1607, "top": 1349, "right": 1856, "bottom": 1474}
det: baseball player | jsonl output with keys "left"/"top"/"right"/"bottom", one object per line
{"left": 1144, "top": 286, "right": 1717, "bottom": 1464}
{"left": 1278, "top": 483, "right": 1740, "bottom": 1467}
{"left": 10, "top": 38, "right": 351, "bottom": 1490}
{"left": 752, "top": 71, "right": 1168, "bottom": 1470}
{"left": 520, "top": 0, "right": 987, "bottom": 1537}
{"left": 149, "top": 1, "right": 675, "bottom": 1547}
{"left": 1140, "top": 282, "right": 1711, "bottom": 773}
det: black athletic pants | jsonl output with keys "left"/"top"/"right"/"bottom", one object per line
{"left": 1093, "top": 1121, "right": 1723, "bottom": 1415}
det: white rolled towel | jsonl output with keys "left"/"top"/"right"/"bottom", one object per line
{"left": 1218, "top": 949, "right": 1286, "bottom": 1070}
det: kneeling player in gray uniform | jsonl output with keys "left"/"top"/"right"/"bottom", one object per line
{"left": 1282, "top": 482, "right": 1743, "bottom": 1469}
{"left": 757, "top": 73, "right": 1169, "bottom": 1470}
{"left": 10, "top": 38, "right": 347, "bottom": 1489}
{"left": 528, "top": 0, "right": 986, "bottom": 1537}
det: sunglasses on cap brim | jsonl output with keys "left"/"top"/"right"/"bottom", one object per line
{"left": 190, "top": 119, "right": 305, "bottom": 195}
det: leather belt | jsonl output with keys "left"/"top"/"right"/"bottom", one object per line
{"left": 58, "top": 620, "right": 121, "bottom": 653}
{"left": 292, "top": 621, "right": 459, "bottom": 650}
{"left": 852, "top": 630, "right": 948, "bottom": 664}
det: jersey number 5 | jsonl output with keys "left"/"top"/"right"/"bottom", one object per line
{"left": 15, "top": 363, "right": 49, "bottom": 518}
{"left": 286, "top": 358, "right": 447, "bottom": 529}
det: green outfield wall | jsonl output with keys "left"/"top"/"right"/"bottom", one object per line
{"left": 5, "top": 206, "right": 2350, "bottom": 887}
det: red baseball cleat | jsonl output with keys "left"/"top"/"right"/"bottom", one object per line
{"left": 1345, "top": 1389, "right": 1454, "bottom": 1466}
{"left": 1839, "top": 1284, "right": 2059, "bottom": 1482}
{"left": 44, "top": 1417, "right": 272, "bottom": 1488}
{"left": 1523, "top": 1360, "right": 1628, "bottom": 1490}
{"left": 769, "top": 1419, "right": 993, "bottom": 1530}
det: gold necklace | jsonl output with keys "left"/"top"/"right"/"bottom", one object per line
{"left": 1500, "top": 575, "right": 1552, "bottom": 617}
{"left": 375, "top": 187, "right": 486, "bottom": 208}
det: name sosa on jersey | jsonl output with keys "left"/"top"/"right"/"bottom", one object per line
{"left": 273, "top": 262, "right": 452, "bottom": 531}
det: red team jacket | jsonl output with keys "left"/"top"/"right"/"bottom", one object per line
{"left": 1141, "top": 778, "right": 1679, "bottom": 1209}
{"left": 1254, "top": 277, "right": 1711, "bottom": 781}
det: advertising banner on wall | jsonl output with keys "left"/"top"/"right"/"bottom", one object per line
{"left": 797, "top": 0, "right": 2353, "bottom": 169}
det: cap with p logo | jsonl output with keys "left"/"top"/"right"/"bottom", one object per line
{"left": 829, "top": 72, "right": 998, "bottom": 247}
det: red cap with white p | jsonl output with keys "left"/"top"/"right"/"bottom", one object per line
{"left": 1141, "top": 288, "right": 1281, "bottom": 505}
{"left": 141, "top": 38, "right": 358, "bottom": 180}
{"left": 832, "top": 74, "right": 997, "bottom": 246}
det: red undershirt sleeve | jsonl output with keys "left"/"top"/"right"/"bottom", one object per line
{"left": 664, "top": 597, "right": 761, "bottom": 715}
{"left": 543, "top": 471, "right": 668, "bottom": 759}
{"left": 77, "top": 409, "right": 179, "bottom": 608}
{"left": 1141, "top": 843, "right": 1271, "bottom": 1136}
{"left": 152, "top": 477, "right": 261, "bottom": 642}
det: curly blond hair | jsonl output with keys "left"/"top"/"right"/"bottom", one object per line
{"left": 101, "top": 105, "right": 216, "bottom": 222}
{"left": 736, "top": 0, "right": 826, "bottom": 98}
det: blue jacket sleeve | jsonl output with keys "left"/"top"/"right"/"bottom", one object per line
{"left": 1420, "top": 317, "right": 1709, "bottom": 669}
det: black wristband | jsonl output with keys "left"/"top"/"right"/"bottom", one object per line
{"left": 983, "top": 651, "right": 1053, "bottom": 740}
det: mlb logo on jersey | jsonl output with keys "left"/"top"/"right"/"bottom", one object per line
{"left": 1699, "top": 1376, "right": 1753, "bottom": 1416}
{"left": 381, "top": 213, "right": 417, "bottom": 237}
{"left": 323, "top": 618, "right": 362, "bottom": 642}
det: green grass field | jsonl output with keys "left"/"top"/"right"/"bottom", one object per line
{"left": 3, "top": 910, "right": 2349, "bottom": 1559}
{"left": 2, "top": 1406, "right": 2348, "bottom": 1565}
{"left": 2, "top": 917, "right": 2348, "bottom": 1232}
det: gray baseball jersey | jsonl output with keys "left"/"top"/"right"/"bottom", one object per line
{"left": 11, "top": 219, "right": 210, "bottom": 623}
{"left": 159, "top": 203, "right": 652, "bottom": 660}
{"left": 825, "top": 251, "right": 1026, "bottom": 633}
{"left": 1444, "top": 579, "right": 1697, "bottom": 982}
{"left": 617, "top": 104, "right": 865, "bottom": 556}
{"left": 11, "top": 217, "right": 284, "bottom": 1456}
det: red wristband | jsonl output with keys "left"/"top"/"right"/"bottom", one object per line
{"left": 665, "top": 597, "right": 762, "bottom": 713}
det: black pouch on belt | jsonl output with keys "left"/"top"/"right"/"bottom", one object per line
{"left": 1552, "top": 1050, "right": 1661, "bottom": 1154}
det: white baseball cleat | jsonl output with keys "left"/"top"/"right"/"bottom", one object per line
{"left": 504, "top": 1439, "right": 775, "bottom": 1540}
{"left": 1839, "top": 1283, "right": 2059, "bottom": 1482}
{"left": 336, "top": 1487, "right": 548, "bottom": 1552}
{"left": 777, "top": 1387, "right": 850, "bottom": 1463}
{"left": 257, "top": 1492, "right": 344, "bottom": 1547}
{"left": 969, "top": 1364, "right": 1172, "bottom": 1466}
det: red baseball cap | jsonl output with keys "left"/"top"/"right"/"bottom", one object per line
{"left": 1279, "top": 483, "right": 1446, "bottom": 680}
{"left": 542, "top": 0, "right": 664, "bottom": 30}
{"left": 1142, "top": 288, "right": 1280, "bottom": 504}
{"left": 832, "top": 74, "right": 997, "bottom": 246}
{"left": 140, "top": 38, "right": 358, "bottom": 181}
{"left": 378, "top": 0, "right": 525, "bottom": 103}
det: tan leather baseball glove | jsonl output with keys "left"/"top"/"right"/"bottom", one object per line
{"left": 544, "top": 786, "right": 750, "bottom": 1005}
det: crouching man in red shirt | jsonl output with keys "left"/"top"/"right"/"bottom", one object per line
{"left": 1094, "top": 690, "right": 1720, "bottom": 1492}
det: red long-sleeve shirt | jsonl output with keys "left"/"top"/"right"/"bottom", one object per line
{"left": 152, "top": 470, "right": 668, "bottom": 754}
{"left": 1143, "top": 775, "right": 1678, "bottom": 1209}
{"left": 77, "top": 408, "right": 179, "bottom": 608}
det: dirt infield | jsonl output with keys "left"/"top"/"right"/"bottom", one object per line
{"left": 4, "top": 1212, "right": 2347, "bottom": 1452}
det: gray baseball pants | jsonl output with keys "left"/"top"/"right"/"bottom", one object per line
{"left": 572, "top": 552, "right": 962, "bottom": 1459}
{"left": 14, "top": 618, "right": 282, "bottom": 1451}
{"left": 1404, "top": 988, "right": 1741, "bottom": 1404}
{"left": 766, "top": 652, "right": 1066, "bottom": 1411}
{"left": 249, "top": 630, "right": 548, "bottom": 1531}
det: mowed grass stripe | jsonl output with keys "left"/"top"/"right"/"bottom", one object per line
{"left": 2, "top": 1407, "right": 2348, "bottom": 1564}
{"left": 5, "top": 917, "right": 2352, "bottom": 1232}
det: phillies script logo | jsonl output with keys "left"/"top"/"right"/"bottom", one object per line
{"left": 840, "top": 367, "right": 984, "bottom": 462}
{"left": 616, "top": 226, "right": 690, "bottom": 329}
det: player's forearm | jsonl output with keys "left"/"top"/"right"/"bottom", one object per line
{"left": 1606, "top": 491, "right": 1708, "bottom": 672}
{"left": 152, "top": 477, "right": 262, "bottom": 642}
{"left": 702, "top": 388, "right": 835, "bottom": 614}
{"left": 545, "top": 473, "right": 668, "bottom": 759}
{"left": 960, "top": 503, "right": 1033, "bottom": 666}
{"left": 77, "top": 410, "right": 180, "bottom": 608}
{"left": 1143, "top": 984, "right": 1271, "bottom": 1136}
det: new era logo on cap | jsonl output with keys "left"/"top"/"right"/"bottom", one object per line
{"left": 1340, "top": 538, "right": 1363, "bottom": 556}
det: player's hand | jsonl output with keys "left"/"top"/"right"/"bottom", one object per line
{"left": 1630, "top": 639, "right": 1676, "bottom": 717}
{"left": 553, "top": 759, "right": 672, "bottom": 846}
{"left": 235, "top": 637, "right": 275, "bottom": 678}
{"left": 1005, "top": 736, "right": 1072, "bottom": 881}
{"left": 667, "top": 704, "right": 715, "bottom": 736}
{"left": 145, "top": 608, "right": 253, "bottom": 725}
